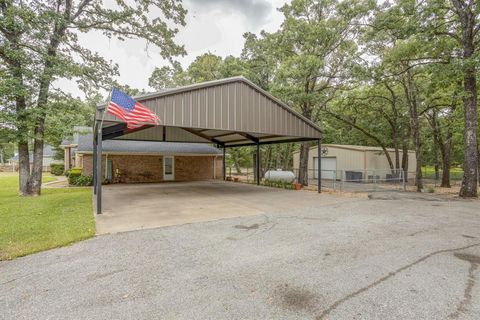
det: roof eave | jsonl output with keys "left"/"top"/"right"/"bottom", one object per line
{"left": 77, "top": 151, "right": 223, "bottom": 156}
{"left": 96, "top": 76, "right": 322, "bottom": 136}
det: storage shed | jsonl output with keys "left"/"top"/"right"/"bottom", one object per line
{"left": 293, "top": 144, "right": 416, "bottom": 180}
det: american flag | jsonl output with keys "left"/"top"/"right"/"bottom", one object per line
{"left": 107, "top": 88, "right": 160, "bottom": 129}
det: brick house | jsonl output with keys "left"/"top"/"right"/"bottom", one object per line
{"left": 61, "top": 130, "right": 223, "bottom": 183}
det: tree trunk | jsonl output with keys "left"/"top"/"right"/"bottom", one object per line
{"left": 298, "top": 142, "right": 309, "bottom": 185}
{"left": 283, "top": 143, "right": 292, "bottom": 170}
{"left": 30, "top": 134, "right": 45, "bottom": 195}
{"left": 452, "top": 0, "right": 478, "bottom": 198}
{"left": 441, "top": 130, "right": 453, "bottom": 188}
{"left": 234, "top": 160, "right": 242, "bottom": 174}
{"left": 275, "top": 144, "right": 281, "bottom": 169}
{"left": 27, "top": 0, "right": 72, "bottom": 196}
{"left": 401, "top": 139, "right": 409, "bottom": 183}
{"left": 262, "top": 145, "right": 273, "bottom": 176}
{"left": 393, "top": 134, "right": 400, "bottom": 170}
{"left": 16, "top": 89, "right": 33, "bottom": 195}
{"left": 430, "top": 110, "right": 441, "bottom": 181}
{"left": 459, "top": 56, "right": 478, "bottom": 197}
{"left": 413, "top": 127, "right": 423, "bottom": 191}
{"left": 433, "top": 143, "right": 439, "bottom": 181}
{"left": 400, "top": 119, "right": 410, "bottom": 182}
{"left": 18, "top": 142, "right": 32, "bottom": 195}
{"left": 477, "top": 143, "right": 480, "bottom": 187}
{"left": 404, "top": 70, "right": 423, "bottom": 191}
{"left": 230, "top": 149, "right": 242, "bottom": 174}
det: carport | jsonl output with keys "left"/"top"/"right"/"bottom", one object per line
{"left": 93, "top": 76, "right": 322, "bottom": 214}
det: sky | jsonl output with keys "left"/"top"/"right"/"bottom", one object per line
{"left": 60, "top": 0, "right": 288, "bottom": 99}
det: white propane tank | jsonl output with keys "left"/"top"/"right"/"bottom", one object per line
{"left": 264, "top": 169, "right": 295, "bottom": 183}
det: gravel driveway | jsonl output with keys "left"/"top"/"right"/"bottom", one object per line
{"left": 1, "top": 196, "right": 480, "bottom": 319}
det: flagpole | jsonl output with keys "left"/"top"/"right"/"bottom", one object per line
{"left": 100, "top": 89, "right": 112, "bottom": 130}
{"left": 95, "top": 88, "right": 112, "bottom": 215}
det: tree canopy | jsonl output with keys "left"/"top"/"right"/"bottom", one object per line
{"left": 147, "top": 0, "right": 479, "bottom": 196}
{"left": 0, "top": 0, "right": 186, "bottom": 195}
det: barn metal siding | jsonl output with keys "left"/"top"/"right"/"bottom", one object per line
{"left": 102, "top": 78, "right": 320, "bottom": 140}
{"left": 293, "top": 145, "right": 417, "bottom": 180}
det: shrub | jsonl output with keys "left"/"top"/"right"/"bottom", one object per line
{"left": 66, "top": 167, "right": 82, "bottom": 177}
{"left": 68, "top": 173, "right": 93, "bottom": 186}
{"left": 263, "top": 179, "right": 294, "bottom": 190}
{"left": 50, "top": 163, "right": 65, "bottom": 176}
{"left": 74, "top": 175, "right": 93, "bottom": 186}
{"left": 67, "top": 168, "right": 92, "bottom": 186}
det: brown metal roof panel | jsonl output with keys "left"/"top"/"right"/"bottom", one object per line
{"left": 200, "top": 90, "right": 208, "bottom": 128}
{"left": 227, "top": 84, "right": 235, "bottom": 129}
{"left": 249, "top": 88, "right": 256, "bottom": 132}
{"left": 220, "top": 86, "right": 228, "bottom": 129}
{"left": 100, "top": 76, "right": 321, "bottom": 141}
{"left": 174, "top": 95, "right": 182, "bottom": 125}
{"left": 191, "top": 91, "right": 200, "bottom": 128}
{"left": 206, "top": 87, "right": 214, "bottom": 128}
{"left": 217, "top": 133, "right": 245, "bottom": 142}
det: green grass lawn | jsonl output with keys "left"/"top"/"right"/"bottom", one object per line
{"left": 0, "top": 173, "right": 95, "bottom": 260}
{"left": 421, "top": 166, "right": 464, "bottom": 180}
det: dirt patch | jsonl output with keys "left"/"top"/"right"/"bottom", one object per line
{"left": 454, "top": 253, "right": 480, "bottom": 265}
{"left": 449, "top": 253, "right": 480, "bottom": 318}
{"left": 86, "top": 269, "right": 124, "bottom": 281}
{"left": 302, "top": 186, "right": 369, "bottom": 198}
{"left": 274, "top": 284, "right": 317, "bottom": 311}
{"left": 234, "top": 223, "right": 259, "bottom": 230}
{"left": 367, "top": 191, "right": 457, "bottom": 201}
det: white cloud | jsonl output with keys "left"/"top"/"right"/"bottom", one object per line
{"left": 57, "top": 0, "right": 287, "bottom": 99}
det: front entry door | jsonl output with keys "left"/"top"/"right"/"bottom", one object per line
{"left": 163, "top": 156, "right": 175, "bottom": 181}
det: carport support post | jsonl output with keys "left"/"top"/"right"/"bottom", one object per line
{"left": 318, "top": 139, "right": 322, "bottom": 193}
{"left": 256, "top": 143, "right": 260, "bottom": 186}
{"left": 223, "top": 146, "right": 226, "bottom": 180}
{"left": 96, "top": 118, "right": 103, "bottom": 214}
{"left": 93, "top": 131, "right": 97, "bottom": 195}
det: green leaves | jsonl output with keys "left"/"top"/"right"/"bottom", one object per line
{"left": 1, "top": 0, "right": 188, "bottom": 140}
{"left": 148, "top": 53, "right": 249, "bottom": 90}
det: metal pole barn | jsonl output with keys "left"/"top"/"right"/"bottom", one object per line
{"left": 92, "top": 77, "right": 323, "bottom": 214}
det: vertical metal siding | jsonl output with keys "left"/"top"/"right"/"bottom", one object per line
{"left": 104, "top": 80, "right": 321, "bottom": 138}
{"left": 228, "top": 84, "right": 235, "bottom": 129}
{"left": 221, "top": 86, "right": 228, "bottom": 129}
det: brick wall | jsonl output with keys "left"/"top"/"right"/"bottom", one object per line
{"left": 215, "top": 157, "right": 224, "bottom": 179}
{"left": 82, "top": 154, "right": 223, "bottom": 183}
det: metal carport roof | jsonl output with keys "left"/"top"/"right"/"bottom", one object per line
{"left": 97, "top": 76, "right": 321, "bottom": 146}
{"left": 93, "top": 76, "right": 323, "bottom": 214}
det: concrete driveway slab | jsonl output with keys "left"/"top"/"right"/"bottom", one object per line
{"left": 97, "top": 181, "right": 346, "bottom": 234}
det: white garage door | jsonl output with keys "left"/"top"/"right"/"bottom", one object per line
{"left": 313, "top": 157, "right": 336, "bottom": 180}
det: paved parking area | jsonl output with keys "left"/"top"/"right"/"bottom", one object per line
{"left": 98, "top": 181, "right": 343, "bottom": 234}
{"left": 1, "top": 195, "right": 479, "bottom": 319}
